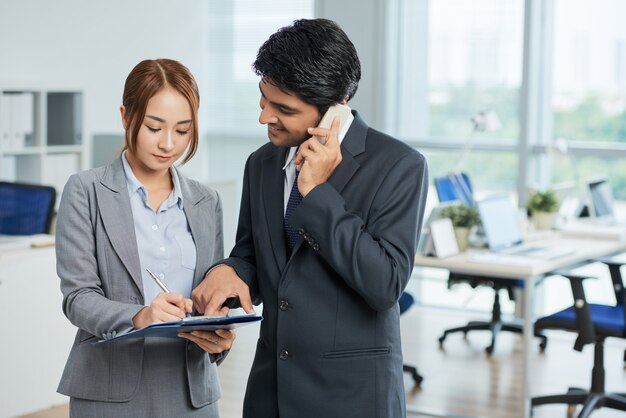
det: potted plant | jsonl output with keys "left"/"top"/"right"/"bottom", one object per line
{"left": 439, "top": 203, "right": 481, "bottom": 251}
{"left": 526, "top": 189, "right": 559, "bottom": 230}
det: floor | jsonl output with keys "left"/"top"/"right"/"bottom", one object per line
{"left": 18, "top": 306, "right": 626, "bottom": 418}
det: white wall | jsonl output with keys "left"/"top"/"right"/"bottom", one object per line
{"left": 0, "top": 1, "right": 257, "bottom": 247}
{"left": 0, "top": 0, "right": 212, "bottom": 178}
{"left": 0, "top": 0, "right": 388, "bottom": 253}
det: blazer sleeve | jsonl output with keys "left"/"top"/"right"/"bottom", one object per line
{"left": 56, "top": 174, "right": 143, "bottom": 339}
{"left": 214, "top": 155, "right": 261, "bottom": 305}
{"left": 290, "top": 151, "right": 429, "bottom": 312}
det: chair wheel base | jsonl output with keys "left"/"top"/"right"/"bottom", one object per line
{"left": 438, "top": 336, "right": 446, "bottom": 348}
{"left": 566, "top": 404, "right": 577, "bottom": 418}
{"left": 403, "top": 365, "right": 423, "bottom": 386}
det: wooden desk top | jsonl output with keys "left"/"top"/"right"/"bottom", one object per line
{"left": 414, "top": 235, "right": 626, "bottom": 280}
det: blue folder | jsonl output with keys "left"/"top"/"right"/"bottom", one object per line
{"left": 95, "top": 314, "right": 262, "bottom": 344}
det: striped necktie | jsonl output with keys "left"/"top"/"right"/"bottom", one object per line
{"left": 284, "top": 169, "right": 303, "bottom": 252}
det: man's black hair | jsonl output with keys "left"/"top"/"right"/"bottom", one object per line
{"left": 253, "top": 18, "right": 361, "bottom": 114}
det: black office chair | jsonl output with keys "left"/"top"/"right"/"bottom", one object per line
{"left": 532, "top": 260, "right": 626, "bottom": 418}
{"left": 0, "top": 181, "right": 56, "bottom": 235}
{"left": 399, "top": 291, "right": 423, "bottom": 386}
{"left": 434, "top": 173, "right": 547, "bottom": 354}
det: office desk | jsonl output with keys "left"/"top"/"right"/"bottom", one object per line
{"left": 413, "top": 235, "right": 626, "bottom": 418}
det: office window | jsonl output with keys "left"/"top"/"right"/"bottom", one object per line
{"left": 425, "top": 149, "right": 518, "bottom": 196}
{"left": 397, "top": 0, "right": 524, "bottom": 142}
{"left": 552, "top": 0, "right": 626, "bottom": 145}
{"left": 395, "top": 0, "right": 524, "bottom": 192}
{"left": 552, "top": 155, "right": 626, "bottom": 200}
{"left": 549, "top": 0, "right": 626, "bottom": 201}
{"left": 205, "top": 0, "right": 313, "bottom": 134}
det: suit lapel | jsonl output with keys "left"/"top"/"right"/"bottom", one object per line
{"left": 96, "top": 157, "right": 143, "bottom": 295}
{"left": 328, "top": 111, "right": 367, "bottom": 193}
{"left": 180, "top": 176, "right": 209, "bottom": 288}
{"left": 328, "top": 150, "right": 359, "bottom": 194}
{"left": 260, "top": 112, "right": 369, "bottom": 268}
{"left": 262, "top": 147, "right": 289, "bottom": 272}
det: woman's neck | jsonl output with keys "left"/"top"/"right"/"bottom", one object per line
{"left": 125, "top": 151, "right": 173, "bottom": 192}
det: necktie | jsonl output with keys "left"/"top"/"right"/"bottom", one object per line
{"left": 284, "top": 169, "right": 303, "bottom": 252}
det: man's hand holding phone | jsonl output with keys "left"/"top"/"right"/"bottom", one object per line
{"left": 294, "top": 104, "right": 349, "bottom": 196}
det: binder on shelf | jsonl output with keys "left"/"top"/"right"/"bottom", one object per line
{"left": 1, "top": 88, "right": 82, "bottom": 191}
{"left": 19, "top": 93, "right": 34, "bottom": 147}
{"left": 0, "top": 92, "right": 34, "bottom": 150}
{"left": 0, "top": 94, "right": 11, "bottom": 150}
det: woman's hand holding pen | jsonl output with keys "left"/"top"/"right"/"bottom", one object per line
{"left": 132, "top": 292, "right": 193, "bottom": 329}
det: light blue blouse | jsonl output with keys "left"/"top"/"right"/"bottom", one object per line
{"left": 121, "top": 152, "right": 196, "bottom": 305}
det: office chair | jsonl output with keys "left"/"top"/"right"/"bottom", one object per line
{"left": 434, "top": 173, "right": 547, "bottom": 354}
{"left": 532, "top": 260, "right": 626, "bottom": 418}
{"left": 434, "top": 172, "right": 473, "bottom": 206}
{"left": 0, "top": 181, "right": 56, "bottom": 235}
{"left": 399, "top": 291, "right": 423, "bottom": 386}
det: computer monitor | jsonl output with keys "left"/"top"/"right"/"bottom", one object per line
{"left": 477, "top": 195, "right": 523, "bottom": 251}
{"left": 588, "top": 178, "right": 614, "bottom": 219}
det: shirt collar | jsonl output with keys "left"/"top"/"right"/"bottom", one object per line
{"left": 121, "top": 151, "right": 184, "bottom": 209}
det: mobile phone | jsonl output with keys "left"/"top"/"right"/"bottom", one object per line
{"left": 318, "top": 103, "right": 352, "bottom": 130}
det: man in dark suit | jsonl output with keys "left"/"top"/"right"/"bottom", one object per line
{"left": 193, "top": 18, "right": 428, "bottom": 418}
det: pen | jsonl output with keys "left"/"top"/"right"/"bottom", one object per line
{"left": 145, "top": 267, "right": 191, "bottom": 317}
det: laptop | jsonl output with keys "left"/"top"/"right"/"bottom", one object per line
{"left": 587, "top": 178, "right": 624, "bottom": 225}
{"left": 477, "top": 195, "right": 573, "bottom": 260}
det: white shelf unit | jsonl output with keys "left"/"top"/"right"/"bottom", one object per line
{"left": 0, "top": 88, "right": 84, "bottom": 204}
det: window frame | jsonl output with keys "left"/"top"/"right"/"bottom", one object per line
{"left": 386, "top": 0, "right": 626, "bottom": 206}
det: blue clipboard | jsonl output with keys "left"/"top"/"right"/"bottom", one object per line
{"left": 95, "top": 314, "right": 262, "bottom": 344}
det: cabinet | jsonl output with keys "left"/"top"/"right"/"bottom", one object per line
{"left": 0, "top": 245, "right": 74, "bottom": 417}
{"left": 0, "top": 89, "right": 84, "bottom": 204}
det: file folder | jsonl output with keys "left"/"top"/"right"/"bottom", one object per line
{"left": 95, "top": 313, "right": 262, "bottom": 344}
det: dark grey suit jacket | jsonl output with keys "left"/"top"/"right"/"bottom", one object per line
{"left": 56, "top": 156, "right": 224, "bottom": 407}
{"left": 222, "top": 112, "right": 428, "bottom": 417}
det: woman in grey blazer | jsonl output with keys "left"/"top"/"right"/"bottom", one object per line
{"left": 55, "top": 59, "right": 233, "bottom": 417}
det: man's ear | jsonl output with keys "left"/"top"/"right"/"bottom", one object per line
{"left": 340, "top": 96, "right": 349, "bottom": 105}
{"left": 120, "top": 105, "right": 128, "bottom": 129}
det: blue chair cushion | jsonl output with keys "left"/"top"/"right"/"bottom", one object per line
{"left": 0, "top": 182, "right": 56, "bottom": 235}
{"left": 536, "top": 304, "right": 625, "bottom": 338}
{"left": 399, "top": 292, "right": 415, "bottom": 315}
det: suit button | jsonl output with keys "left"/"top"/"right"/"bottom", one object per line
{"left": 298, "top": 228, "right": 304, "bottom": 235}
{"left": 312, "top": 243, "right": 320, "bottom": 251}
{"left": 303, "top": 232, "right": 310, "bottom": 240}
{"left": 279, "top": 349, "right": 289, "bottom": 360}
{"left": 279, "top": 300, "right": 289, "bottom": 311}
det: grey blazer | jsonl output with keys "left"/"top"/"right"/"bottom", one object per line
{"left": 56, "top": 156, "right": 224, "bottom": 407}
{"left": 222, "top": 111, "right": 429, "bottom": 418}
